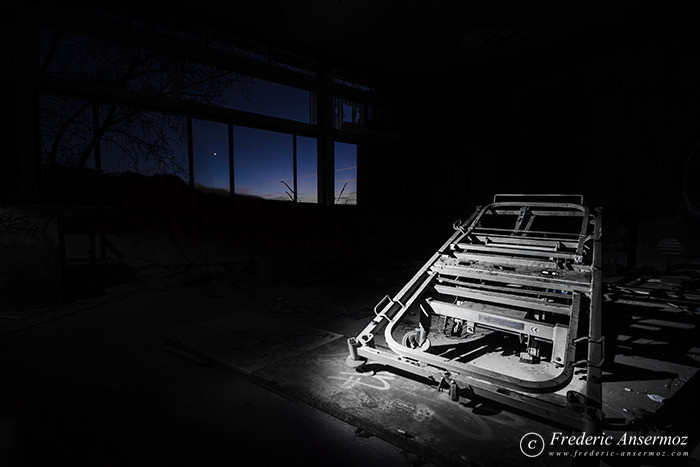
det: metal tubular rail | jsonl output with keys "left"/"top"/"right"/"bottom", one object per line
{"left": 350, "top": 208, "right": 483, "bottom": 351}
{"left": 584, "top": 208, "right": 604, "bottom": 433}
{"left": 433, "top": 284, "right": 572, "bottom": 315}
{"left": 493, "top": 193, "right": 585, "bottom": 204}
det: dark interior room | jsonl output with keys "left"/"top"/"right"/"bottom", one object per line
{"left": 2, "top": 1, "right": 700, "bottom": 466}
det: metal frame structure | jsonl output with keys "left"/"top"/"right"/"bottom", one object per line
{"left": 347, "top": 194, "right": 603, "bottom": 431}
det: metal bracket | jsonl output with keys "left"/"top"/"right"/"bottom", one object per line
{"left": 583, "top": 233, "right": 602, "bottom": 243}
{"left": 571, "top": 336, "right": 605, "bottom": 368}
{"left": 436, "top": 372, "right": 454, "bottom": 392}
{"left": 374, "top": 295, "right": 405, "bottom": 320}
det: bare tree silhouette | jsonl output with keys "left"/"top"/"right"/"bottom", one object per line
{"left": 280, "top": 180, "right": 295, "bottom": 201}
{"left": 39, "top": 29, "right": 252, "bottom": 176}
{"left": 335, "top": 182, "right": 348, "bottom": 204}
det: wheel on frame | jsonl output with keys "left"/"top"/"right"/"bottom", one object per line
{"left": 402, "top": 330, "right": 431, "bottom": 351}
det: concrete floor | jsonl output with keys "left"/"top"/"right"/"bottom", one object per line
{"left": 0, "top": 276, "right": 416, "bottom": 466}
{"left": 2, "top": 268, "right": 700, "bottom": 466}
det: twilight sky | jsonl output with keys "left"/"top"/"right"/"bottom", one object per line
{"left": 42, "top": 32, "right": 358, "bottom": 204}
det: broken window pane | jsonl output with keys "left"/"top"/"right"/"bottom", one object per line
{"left": 296, "top": 136, "right": 317, "bottom": 203}
{"left": 100, "top": 106, "right": 188, "bottom": 182}
{"left": 234, "top": 126, "right": 293, "bottom": 201}
{"left": 193, "top": 119, "right": 229, "bottom": 194}
{"left": 334, "top": 142, "right": 357, "bottom": 205}
{"left": 39, "top": 95, "right": 94, "bottom": 168}
{"left": 333, "top": 97, "right": 385, "bottom": 131}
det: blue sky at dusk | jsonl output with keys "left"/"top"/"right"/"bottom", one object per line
{"left": 296, "top": 136, "right": 317, "bottom": 203}
{"left": 334, "top": 142, "right": 357, "bottom": 204}
{"left": 192, "top": 123, "right": 322, "bottom": 202}
{"left": 191, "top": 75, "right": 356, "bottom": 203}
{"left": 193, "top": 119, "right": 229, "bottom": 192}
{"left": 234, "top": 126, "right": 294, "bottom": 199}
{"left": 49, "top": 64, "right": 356, "bottom": 203}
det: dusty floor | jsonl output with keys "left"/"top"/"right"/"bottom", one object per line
{"left": 0, "top": 271, "right": 416, "bottom": 466}
{"left": 2, "top": 268, "right": 700, "bottom": 466}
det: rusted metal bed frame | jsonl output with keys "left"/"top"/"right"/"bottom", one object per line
{"left": 347, "top": 194, "right": 603, "bottom": 432}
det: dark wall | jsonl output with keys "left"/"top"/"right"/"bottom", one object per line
{"left": 457, "top": 26, "right": 700, "bottom": 269}
{"left": 7, "top": 4, "right": 700, "bottom": 310}
{"left": 463, "top": 28, "right": 700, "bottom": 215}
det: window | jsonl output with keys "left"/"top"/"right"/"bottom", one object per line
{"left": 39, "top": 95, "right": 95, "bottom": 168}
{"left": 101, "top": 107, "right": 188, "bottom": 182}
{"left": 178, "top": 61, "right": 251, "bottom": 108}
{"left": 39, "top": 30, "right": 313, "bottom": 124}
{"left": 192, "top": 120, "right": 230, "bottom": 194}
{"left": 227, "top": 77, "right": 314, "bottom": 124}
{"left": 295, "top": 136, "right": 317, "bottom": 203}
{"left": 333, "top": 97, "right": 384, "bottom": 131}
{"left": 234, "top": 126, "right": 294, "bottom": 200}
{"left": 40, "top": 94, "right": 320, "bottom": 202}
{"left": 40, "top": 30, "right": 171, "bottom": 93}
{"left": 181, "top": 66, "right": 313, "bottom": 123}
{"left": 334, "top": 142, "right": 357, "bottom": 205}
{"left": 37, "top": 24, "right": 361, "bottom": 206}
